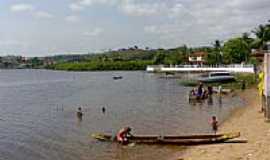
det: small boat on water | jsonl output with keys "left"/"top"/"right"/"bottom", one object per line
{"left": 113, "top": 76, "right": 123, "bottom": 80}
{"left": 197, "top": 72, "right": 235, "bottom": 83}
{"left": 92, "top": 132, "right": 240, "bottom": 145}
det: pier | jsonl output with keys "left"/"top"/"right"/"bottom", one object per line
{"left": 146, "top": 64, "right": 255, "bottom": 73}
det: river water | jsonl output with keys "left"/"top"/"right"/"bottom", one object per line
{"left": 0, "top": 70, "right": 243, "bottom": 160}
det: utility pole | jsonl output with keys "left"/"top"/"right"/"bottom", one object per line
{"left": 264, "top": 42, "right": 270, "bottom": 121}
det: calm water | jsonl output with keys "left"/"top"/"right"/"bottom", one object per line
{"left": 0, "top": 70, "right": 243, "bottom": 160}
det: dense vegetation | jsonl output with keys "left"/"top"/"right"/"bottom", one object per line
{"left": 51, "top": 60, "right": 153, "bottom": 71}
{"left": 49, "top": 20, "right": 270, "bottom": 71}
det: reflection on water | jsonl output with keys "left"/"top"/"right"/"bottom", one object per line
{"left": 0, "top": 70, "right": 243, "bottom": 160}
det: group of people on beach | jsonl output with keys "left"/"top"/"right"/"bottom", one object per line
{"left": 190, "top": 82, "right": 213, "bottom": 100}
{"left": 190, "top": 82, "right": 218, "bottom": 133}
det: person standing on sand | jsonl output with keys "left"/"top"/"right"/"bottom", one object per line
{"left": 211, "top": 116, "right": 218, "bottom": 134}
{"left": 258, "top": 71, "right": 264, "bottom": 112}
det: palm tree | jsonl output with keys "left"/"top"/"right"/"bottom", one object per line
{"left": 241, "top": 32, "right": 253, "bottom": 61}
{"left": 213, "top": 40, "right": 222, "bottom": 64}
{"left": 242, "top": 32, "right": 252, "bottom": 44}
{"left": 252, "top": 24, "right": 270, "bottom": 49}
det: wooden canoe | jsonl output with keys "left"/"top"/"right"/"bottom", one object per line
{"left": 91, "top": 132, "right": 240, "bottom": 145}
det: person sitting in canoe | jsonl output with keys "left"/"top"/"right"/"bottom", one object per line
{"left": 116, "top": 127, "right": 133, "bottom": 144}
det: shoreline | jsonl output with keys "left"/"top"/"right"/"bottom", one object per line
{"left": 173, "top": 87, "right": 270, "bottom": 160}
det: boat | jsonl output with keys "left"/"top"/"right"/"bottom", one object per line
{"left": 213, "top": 87, "right": 233, "bottom": 94}
{"left": 113, "top": 76, "right": 123, "bottom": 80}
{"left": 197, "top": 72, "right": 235, "bottom": 83}
{"left": 91, "top": 132, "right": 240, "bottom": 145}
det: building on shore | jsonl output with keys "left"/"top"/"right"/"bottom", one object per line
{"left": 188, "top": 51, "right": 208, "bottom": 65}
{"left": 251, "top": 49, "right": 267, "bottom": 63}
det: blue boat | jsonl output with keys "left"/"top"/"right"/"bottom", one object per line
{"left": 197, "top": 72, "right": 235, "bottom": 83}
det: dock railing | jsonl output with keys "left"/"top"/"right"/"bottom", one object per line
{"left": 146, "top": 64, "right": 255, "bottom": 73}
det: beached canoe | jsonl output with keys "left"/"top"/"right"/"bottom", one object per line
{"left": 91, "top": 132, "right": 240, "bottom": 145}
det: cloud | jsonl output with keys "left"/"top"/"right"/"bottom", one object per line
{"left": 83, "top": 28, "right": 104, "bottom": 36}
{"left": 69, "top": 3, "right": 84, "bottom": 11}
{"left": 65, "top": 15, "right": 80, "bottom": 22}
{"left": 69, "top": 0, "right": 117, "bottom": 11}
{"left": 10, "top": 4, "right": 34, "bottom": 12}
{"left": 3, "top": 0, "right": 270, "bottom": 56}
{"left": 34, "top": 11, "right": 54, "bottom": 19}
{"left": 144, "top": 24, "right": 186, "bottom": 35}
{"left": 120, "top": 1, "right": 168, "bottom": 16}
{"left": 168, "top": 3, "right": 193, "bottom": 19}
{"left": 10, "top": 3, "right": 54, "bottom": 20}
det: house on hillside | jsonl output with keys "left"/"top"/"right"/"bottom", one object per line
{"left": 188, "top": 51, "right": 208, "bottom": 65}
{"left": 251, "top": 49, "right": 266, "bottom": 63}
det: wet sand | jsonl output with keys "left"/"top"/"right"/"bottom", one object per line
{"left": 173, "top": 88, "right": 270, "bottom": 160}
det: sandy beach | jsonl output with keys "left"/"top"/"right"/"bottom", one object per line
{"left": 173, "top": 88, "right": 270, "bottom": 160}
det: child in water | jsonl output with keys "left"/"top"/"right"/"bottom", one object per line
{"left": 211, "top": 116, "right": 218, "bottom": 134}
{"left": 77, "top": 107, "right": 83, "bottom": 118}
{"left": 102, "top": 106, "right": 106, "bottom": 114}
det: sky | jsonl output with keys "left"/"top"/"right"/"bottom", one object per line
{"left": 0, "top": 0, "right": 270, "bottom": 57}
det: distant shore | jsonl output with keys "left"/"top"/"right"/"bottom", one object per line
{"left": 173, "top": 87, "right": 270, "bottom": 160}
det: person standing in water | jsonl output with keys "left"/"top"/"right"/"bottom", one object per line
{"left": 197, "top": 82, "right": 203, "bottom": 98}
{"left": 102, "top": 106, "right": 106, "bottom": 114}
{"left": 211, "top": 116, "right": 218, "bottom": 134}
{"left": 77, "top": 107, "right": 83, "bottom": 119}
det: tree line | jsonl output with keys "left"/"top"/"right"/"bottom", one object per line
{"left": 49, "top": 20, "right": 270, "bottom": 71}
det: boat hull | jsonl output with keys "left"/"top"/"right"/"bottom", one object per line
{"left": 197, "top": 76, "right": 235, "bottom": 83}
{"left": 91, "top": 132, "right": 240, "bottom": 145}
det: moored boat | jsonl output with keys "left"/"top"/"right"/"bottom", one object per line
{"left": 113, "top": 76, "right": 123, "bottom": 80}
{"left": 92, "top": 132, "right": 240, "bottom": 145}
{"left": 197, "top": 72, "right": 235, "bottom": 83}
